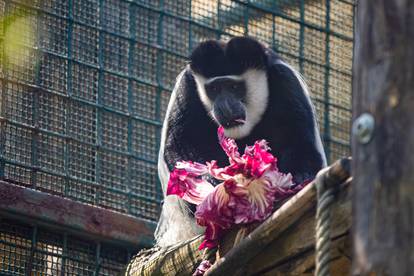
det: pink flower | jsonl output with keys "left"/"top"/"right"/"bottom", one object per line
{"left": 193, "top": 260, "right": 212, "bottom": 276}
{"left": 167, "top": 161, "right": 213, "bottom": 205}
{"left": 167, "top": 126, "right": 309, "bottom": 249}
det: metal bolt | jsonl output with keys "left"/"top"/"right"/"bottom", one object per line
{"left": 352, "top": 113, "right": 375, "bottom": 144}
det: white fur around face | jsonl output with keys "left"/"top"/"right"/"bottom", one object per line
{"left": 193, "top": 69, "right": 269, "bottom": 139}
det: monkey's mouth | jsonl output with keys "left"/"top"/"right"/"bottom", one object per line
{"left": 223, "top": 118, "right": 246, "bottom": 128}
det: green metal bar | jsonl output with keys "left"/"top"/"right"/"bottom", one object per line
{"left": 298, "top": 0, "right": 305, "bottom": 74}
{"left": 25, "top": 225, "right": 38, "bottom": 274}
{"left": 126, "top": 2, "right": 136, "bottom": 214}
{"left": 64, "top": 0, "right": 74, "bottom": 197}
{"left": 154, "top": 0, "right": 165, "bottom": 201}
{"left": 0, "top": 0, "right": 8, "bottom": 179}
{"left": 323, "top": 0, "right": 332, "bottom": 164}
{"left": 30, "top": 7, "right": 41, "bottom": 189}
{"left": 188, "top": 0, "right": 193, "bottom": 52}
{"left": 60, "top": 233, "right": 67, "bottom": 276}
{"left": 216, "top": 0, "right": 221, "bottom": 39}
{"left": 155, "top": 0, "right": 164, "bottom": 119}
{"left": 94, "top": 242, "right": 101, "bottom": 276}
{"left": 244, "top": 0, "right": 249, "bottom": 36}
{"left": 95, "top": 0, "right": 104, "bottom": 206}
{"left": 271, "top": 0, "right": 276, "bottom": 51}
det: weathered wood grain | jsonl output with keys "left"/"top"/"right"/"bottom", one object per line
{"left": 206, "top": 158, "right": 351, "bottom": 276}
{"left": 0, "top": 181, "right": 155, "bottom": 248}
{"left": 125, "top": 235, "right": 213, "bottom": 276}
{"left": 125, "top": 159, "right": 351, "bottom": 275}
{"left": 352, "top": 0, "right": 414, "bottom": 274}
{"left": 261, "top": 234, "right": 351, "bottom": 276}
{"left": 245, "top": 180, "right": 351, "bottom": 275}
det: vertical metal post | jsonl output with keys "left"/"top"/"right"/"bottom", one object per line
{"left": 0, "top": 1, "right": 8, "bottom": 179}
{"left": 94, "top": 242, "right": 101, "bottom": 276}
{"left": 95, "top": 0, "right": 104, "bottom": 205}
{"left": 60, "top": 233, "right": 68, "bottom": 276}
{"left": 188, "top": 0, "right": 193, "bottom": 53}
{"left": 25, "top": 225, "right": 38, "bottom": 275}
{"left": 126, "top": 1, "right": 136, "bottom": 214}
{"left": 155, "top": 0, "right": 164, "bottom": 122}
{"left": 64, "top": 0, "right": 74, "bottom": 196}
{"left": 298, "top": 0, "right": 305, "bottom": 74}
{"left": 31, "top": 6, "right": 41, "bottom": 189}
{"left": 243, "top": 0, "right": 249, "bottom": 36}
{"left": 154, "top": 0, "right": 165, "bottom": 202}
{"left": 271, "top": 0, "right": 276, "bottom": 52}
{"left": 323, "top": 0, "right": 331, "bottom": 164}
{"left": 216, "top": 0, "right": 221, "bottom": 39}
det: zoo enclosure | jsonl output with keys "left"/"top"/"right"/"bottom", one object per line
{"left": 0, "top": 0, "right": 354, "bottom": 274}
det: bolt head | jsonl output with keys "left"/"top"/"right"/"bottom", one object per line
{"left": 352, "top": 113, "right": 375, "bottom": 144}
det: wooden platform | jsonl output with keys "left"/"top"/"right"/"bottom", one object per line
{"left": 125, "top": 160, "right": 352, "bottom": 275}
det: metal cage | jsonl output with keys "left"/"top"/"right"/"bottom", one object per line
{"left": 0, "top": 0, "right": 354, "bottom": 274}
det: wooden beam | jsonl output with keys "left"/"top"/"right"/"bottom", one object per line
{"left": 0, "top": 181, "right": 156, "bottom": 248}
{"left": 205, "top": 158, "right": 351, "bottom": 275}
{"left": 352, "top": 0, "right": 414, "bottom": 274}
{"left": 125, "top": 159, "right": 351, "bottom": 275}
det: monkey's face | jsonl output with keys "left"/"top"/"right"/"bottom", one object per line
{"left": 205, "top": 76, "right": 247, "bottom": 129}
{"left": 189, "top": 37, "right": 269, "bottom": 139}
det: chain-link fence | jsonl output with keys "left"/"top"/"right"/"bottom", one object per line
{"left": 0, "top": 0, "right": 354, "bottom": 274}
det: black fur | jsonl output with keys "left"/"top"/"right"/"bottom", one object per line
{"left": 189, "top": 37, "right": 267, "bottom": 77}
{"left": 164, "top": 37, "right": 326, "bottom": 187}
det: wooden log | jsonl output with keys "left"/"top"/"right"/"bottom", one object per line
{"left": 0, "top": 181, "right": 155, "bottom": 248}
{"left": 352, "top": 0, "right": 414, "bottom": 274}
{"left": 261, "top": 235, "right": 351, "bottom": 276}
{"left": 125, "top": 159, "right": 351, "bottom": 275}
{"left": 244, "top": 179, "right": 351, "bottom": 275}
{"left": 125, "top": 235, "right": 215, "bottom": 276}
{"left": 205, "top": 158, "right": 351, "bottom": 276}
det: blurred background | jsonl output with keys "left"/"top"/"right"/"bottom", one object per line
{"left": 0, "top": 0, "right": 354, "bottom": 274}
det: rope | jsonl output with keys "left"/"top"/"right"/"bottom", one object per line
{"left": 315, "top": 168, "right": 339, "bottom": 276}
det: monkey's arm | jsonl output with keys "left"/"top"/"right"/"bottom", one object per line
{"left": 267, "top": 60, "right": 327, "bottom": 184}
{"left": 156, "top": 68, "right": 225, "bottom": 247}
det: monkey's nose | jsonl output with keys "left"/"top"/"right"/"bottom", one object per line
{"left": 213, "top": 95, "right": 246, "bottom": 128}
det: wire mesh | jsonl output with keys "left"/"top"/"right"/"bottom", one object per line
{"left": 0, "top": 0, "right": 354, "bottom": 274}
{"left": 0, "top": 218, "right": 130, "bottom": 275}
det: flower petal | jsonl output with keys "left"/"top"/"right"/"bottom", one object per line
{"left": 193, "top": 260, "right": 212, "bottom": 275}
{"left": 195, "top": 185, "right": 233, "bottom": 244}
{"left": 167, "top": 126, "right": 310, "bottom": 250}
{"left": 217, "top": 126, "right": 243, "bottom": 165}
{"left": 167, "top": 162, "right": 214, "bottom": 205}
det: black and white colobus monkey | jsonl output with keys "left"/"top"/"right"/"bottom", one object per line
{"left": 155, "top": 37, "right": 327, "bottom": 247}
